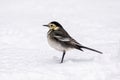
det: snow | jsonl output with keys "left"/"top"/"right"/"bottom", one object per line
{"left": 0, "top": 0, "right": 120, "bottom": 80}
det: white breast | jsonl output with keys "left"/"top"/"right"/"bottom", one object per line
{"left": 47, "top": 30, "right": 72, "bottom": 51}
{"left": 47, "top": 36, "right": 65, "bottom": 51}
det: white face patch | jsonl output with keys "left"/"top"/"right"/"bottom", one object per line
{"left": 54, "top": 27, "right": 59, "bottom": 30}
{"left": 48, "top": 23, "right": 59, "bottom": 30}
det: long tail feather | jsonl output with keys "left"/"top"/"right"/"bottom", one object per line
{"left": 80, "top": 46, "right": 103, "bottom": 54}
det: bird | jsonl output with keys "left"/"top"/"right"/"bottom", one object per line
{"left": 43, "top": 21, "right": 103, "bottom": 63}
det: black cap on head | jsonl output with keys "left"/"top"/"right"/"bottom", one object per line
{"left": 50, "top": 21, "right": 63, "bottom": 28}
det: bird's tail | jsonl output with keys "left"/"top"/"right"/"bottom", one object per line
{"left": 75, "top": 45, "right": 103, "bottom": 54}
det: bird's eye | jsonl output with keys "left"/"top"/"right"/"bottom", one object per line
{"left": 50, "top": 24, "right": 54, "bottom": 27}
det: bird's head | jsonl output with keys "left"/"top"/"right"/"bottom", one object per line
{"left": 43, "top": 21, "right": 63, "bottom": 30}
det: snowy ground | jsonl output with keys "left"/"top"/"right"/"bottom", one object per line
{"left": 0, "top": 0, "right": 120, "bottom": 80}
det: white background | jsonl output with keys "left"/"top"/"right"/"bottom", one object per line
{"left": 0, "top": 0, "right": 120, "bottom": 80}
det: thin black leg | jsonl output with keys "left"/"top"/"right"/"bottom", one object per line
{"left": 61, "top": 50, "right": 66, "bottom": 63}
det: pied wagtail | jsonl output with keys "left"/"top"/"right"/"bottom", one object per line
{"left": 43, "top": 21, "right": 103, "bottom": 63}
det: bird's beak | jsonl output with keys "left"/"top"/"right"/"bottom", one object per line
{"left": 43, "top": 25, "right": 49, "bottom": 27}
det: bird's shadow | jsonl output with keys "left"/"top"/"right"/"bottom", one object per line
{"left": 53, "top": 56, "right": 94, "bottom": 63}
{"left": 65, "top": 58, "right": 94, "bottom": 63}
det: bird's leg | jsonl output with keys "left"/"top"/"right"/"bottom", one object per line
{"left": 61, "top": 50, "right": 66, "bottom": 63}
